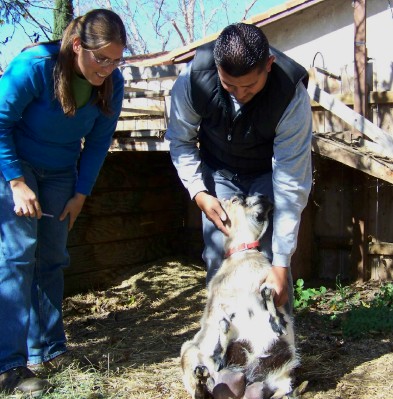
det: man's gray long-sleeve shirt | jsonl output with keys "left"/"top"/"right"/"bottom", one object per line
{"left": 165, "top": 61, "right": 313, "bottom": 268}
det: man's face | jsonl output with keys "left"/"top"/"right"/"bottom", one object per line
{"left": 217, "top": 55, "right": 275, "bottom": 104}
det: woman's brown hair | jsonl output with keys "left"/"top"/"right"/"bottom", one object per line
{"left": 54, "top": 9, "right": 127, "bottom": 116}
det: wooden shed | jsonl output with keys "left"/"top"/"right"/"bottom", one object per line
{"left": 65, "top": 0, "right": 393, "bottom": 294}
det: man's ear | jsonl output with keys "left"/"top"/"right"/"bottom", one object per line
{"left": 266, "top": 55, "right": 275, "bottom": 73}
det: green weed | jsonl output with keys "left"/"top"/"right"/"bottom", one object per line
{"left": 293, "top": 278, "right": 327, "bottom": 310}
{"left": 327, "top": 275, "right": 360, "bottom": 313}
{"left": 294, "top": 277, "right": 393, "bottom": 339}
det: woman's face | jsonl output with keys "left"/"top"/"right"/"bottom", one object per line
{"left": 73, "top": 38, "right": 124, "bottom": 86}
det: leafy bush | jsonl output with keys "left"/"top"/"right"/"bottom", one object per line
{"left": 342, "top": 306, "right": 393, "bottom": 338}
{"left": 293, "top": 278, "right": 327, "bottom": 310}
{"left": 294, "top": 279, "right": 393, "bottom": 339}
{"left": 371, "top": 282, "right": 393, "bottom": 308}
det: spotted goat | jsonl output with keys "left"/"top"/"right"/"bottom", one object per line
{"left": 180, "top": 194, "right": 302, "bottom": 399}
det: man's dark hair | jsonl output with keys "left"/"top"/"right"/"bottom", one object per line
{"left": 213, "top": 23, "right": 270, "bottom": 77}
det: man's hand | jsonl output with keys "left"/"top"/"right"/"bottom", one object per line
{"left": 265, "top": 266, "right": 289, "bottom": 307}
{"left": 60, "top": 193, "right": 87, "bottom": 231}
{"left": 10, "top": 177, "right": 43, "bottom": 218}
{"left": 194, "top": 191, "right": 229, "bottom": 236}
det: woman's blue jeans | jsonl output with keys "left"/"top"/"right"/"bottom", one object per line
{"left": 0, "top": 161, "right": 76, "bottom": 373}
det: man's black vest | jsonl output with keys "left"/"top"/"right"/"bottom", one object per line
{"left": 190, "top": 41, "right": 308, "bottom": 176}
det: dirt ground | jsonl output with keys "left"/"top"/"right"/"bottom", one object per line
{"left": 62, "top": 257, "right": 393, "bottom": 399}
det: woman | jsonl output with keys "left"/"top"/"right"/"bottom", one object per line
{"left": 0, "top": 9, "right": 126, "bottom": 395}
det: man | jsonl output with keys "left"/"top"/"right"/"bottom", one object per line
{"left": 166, "top": 23, "right": 312, "bottom": 308}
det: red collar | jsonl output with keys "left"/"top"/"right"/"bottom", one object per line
{"left": 224, "top": 240, "right": 260, "bottom": 258}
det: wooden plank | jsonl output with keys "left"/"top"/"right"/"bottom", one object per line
{"left": 350, "top": 170, "right": 369, "bottom": 281}
{"left": 308, "top": 83, "right": 393, "bottom": 154}
{"left": 369, "top": 242, "right": 393, "bottom": 256}
{"left": 64, "top": 263, "right": 137, "bottom": 296}
{"left": 369, "top": 91, "right": 393, "bottom": 104}
{"left": 367, "top": 182, "right": 393, "bottom": 252}
{"left": 312, "top": 135, "right": 393, "bottom": 184}
{"left": 353, "top": 0, "right": 367, "bottom": 120}
{"left": 67, "top": 235, "right": 179, "bottom": 270}
{"left": 315, "top": 236, "right": 353, "bottom": 249}
{"left": 116, "top": 118, "right": 166, "bottom": 131}
{"left": 114, "top": 130, "right": 165, "bottom": 138}
{"left": 81, "top": 188, "right": 185, "bottom": 216}
{"left": 186, "top": 232, "right": 204, "bottom": 259}
{"left": 312, "top": 157, "right": 354, "bottom": 240}
{"left": 313, "top": 131, "right": 392, "bottom": 163}
{"left": 370, "top": 256, "right": 393, "bottom": 280}
{"left": 123, "top": 90, "right": 171, "bottom": 99}
{"left": 376, "top": 183, "right": 393, "bottom": 242}
{"left": 120, "top": 108, "right": 164, "bottom": 117}
{"left": 318, "top": 248, "right": 352, "bottom": 280}
{"left": 110, "top": 137, "right": 170, "bottom": 152}
{"left": 124, "top": 86, "right": 151, "bottom": 92}
{"left": 310, "top": 92, "right": 393, "bottom": 108}
{"left": 92, "top": 152, "right": 180, "bottom": 190}
{"left": 68, "top": 210, "right": 185, "bottom": 247}
{"left": 311, "top": 156, "right": 353, "bottom": 280}
{"left": 65, "top": 234, "right": 180, "bottom": 295}
{"left": 122, "top": 64, "right": 182, "bottom": 81}
{"left": 291, "top": 201, "right": 313, "bottom": 281}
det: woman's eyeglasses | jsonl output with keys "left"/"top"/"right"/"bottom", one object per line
{"left": 82, "top": 47, "right": 125, "bottom": 67}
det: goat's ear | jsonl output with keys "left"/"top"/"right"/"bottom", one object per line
{"left": 231, "top": 194, "right": 245, "bottom": 204}
{"left": 255, "top": 211, "right": 267, "bottom": 224}
{"left": 260, "top": 196, "right": 273, "bottom": 213}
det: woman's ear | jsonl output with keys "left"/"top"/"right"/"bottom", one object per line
{"left": 72, "top": 37, "right": 82, "bottom": 53}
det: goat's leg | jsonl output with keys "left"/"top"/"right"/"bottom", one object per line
{"left": 212, "top": 317, "right": 232, "bottom": 371}
{"left": 181, "top": 322, "right": 227, "bottom": 399}
{"left": 194, "top": 365, "right": 214, "bottom": 399}
{"left": 260, "top": 285, "right": 287, "bottom": 336}
{"left": 181, "top": 340, "right": 214, "bottom": 398}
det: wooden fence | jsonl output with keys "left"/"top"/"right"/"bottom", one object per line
{"left": 64, "top": 63, "right": 393, "bottom": 294}
{"left": 65, "top": 151, "right": 188, "bottom": 296}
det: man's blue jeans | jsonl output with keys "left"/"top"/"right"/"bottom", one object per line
{"left": 201, "top": 162, "right": 274, "bottom": 282}
{"left": 200, "top": 162, "right": 294, "bottom": 311}
{"left": 0, "top": 161, "right": 76, "bottom": 373}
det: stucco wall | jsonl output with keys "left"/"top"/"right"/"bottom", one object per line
{"left": 262, "top": 0, "right": 392, "bottom": 91}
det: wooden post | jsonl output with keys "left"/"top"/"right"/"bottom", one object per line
{"left": 351, "top": 0, "right": 369, "bottom": 281}
{"left": 353, "top": 0, "right": 368, "bottom": 138}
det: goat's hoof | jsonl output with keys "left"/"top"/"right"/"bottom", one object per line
{"left": 194, "top": 365, "right": 213, "bottom": 399}
{"left": 261, "top": 285, "right": 273, "bottom": 300}
{"left": 194, "top": 365, "right": 210, "bottom": 380}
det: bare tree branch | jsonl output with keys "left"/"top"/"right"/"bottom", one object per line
{"left": 242, "top": 0, "right": 258, "bottom": 20}
{"left": 171, "top": 19, "right": 187, "bottom": 46}
{"left": 1, "top": 0, "right": 270, "bottom": 61}
{"left": 0, "top": 0, "right": 53, "bottom": 45}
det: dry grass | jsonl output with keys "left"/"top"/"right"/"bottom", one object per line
{"left": 2, "top": 257, "right": 393, "bottom": 398}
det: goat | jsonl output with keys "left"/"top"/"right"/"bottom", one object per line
{"left": 180, "top": 194, "right": 301, "bottom": 399}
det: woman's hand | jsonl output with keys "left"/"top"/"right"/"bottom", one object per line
{"left": 10, "top": 177, "right": 43, "bottom": 218}
{"left": 60, "top": 193, "right": 87, "bottom": 231}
